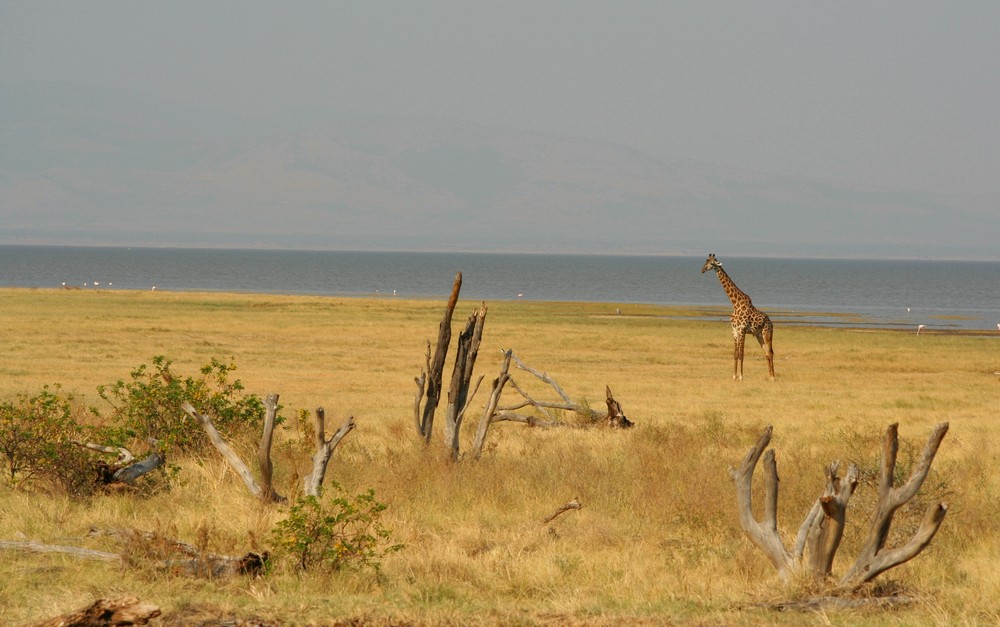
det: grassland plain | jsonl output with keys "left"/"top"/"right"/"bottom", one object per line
{"left": 0, "top": 287, "right": 998, "bottom": 625}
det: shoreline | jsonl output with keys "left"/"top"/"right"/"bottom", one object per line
{"left": 5, "top": 286, "right": 998, "bottom": 337}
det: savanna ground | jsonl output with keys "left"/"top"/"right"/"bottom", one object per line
{"left": 1, "top": 287, "right": 998, "bottom": 625}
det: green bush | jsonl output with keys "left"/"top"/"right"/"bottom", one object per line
{"left": 0, "top": 385, "right": 84, "bottom": 489}
{"left": 96, "top": 355, "right": 268, "bottom": 452}
{"left": 271, "top": 484, "right": 403, "bottom": 574}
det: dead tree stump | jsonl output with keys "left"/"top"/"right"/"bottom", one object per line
{"left": 730, "top": 422, "right": 949, "bottom": 588}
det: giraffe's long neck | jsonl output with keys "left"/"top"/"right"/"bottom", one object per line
{"left": 714, "top": 267, "right": 750, "bottom": 307}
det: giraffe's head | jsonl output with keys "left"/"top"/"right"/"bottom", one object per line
{"left": 701, "top": 253, "right": 722, "bottom": 274}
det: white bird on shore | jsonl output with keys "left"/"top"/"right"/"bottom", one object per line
{"left": 917, "top": 324, "right": 926, "bottom": 335}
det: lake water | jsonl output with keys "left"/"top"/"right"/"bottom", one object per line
{"left": 1, "top": 245, "right": 998, "bottom": 332}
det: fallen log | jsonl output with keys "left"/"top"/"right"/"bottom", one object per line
{"left": 0, "top": 539, "right": 119, "bottom": 562}
{"left": 5, "top": 531, "right": 269, "bottom": 580}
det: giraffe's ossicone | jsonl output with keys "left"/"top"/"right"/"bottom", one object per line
{"left": 701, "top": 253, "right": 775, "bottom": 381}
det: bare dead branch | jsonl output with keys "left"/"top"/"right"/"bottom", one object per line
{"left": 182, "top": 401, "right": 265, "bottom": 501}
{"left": 542, "top": 497, "right": 583, "bottom": 524}
{"left": 499, "top": 351, "right": 605, "bottom": 423}
{"left": 72, "top": 441, "right": 135, "bottom": 465}
{"left": 509, "top": 351, "right": 575, "bottom": 405}
{"left": 490, "top": 411, "right": 564, "bottom": 428}
{"left": 471, "top": 350, "right": 513, "bottom": 458}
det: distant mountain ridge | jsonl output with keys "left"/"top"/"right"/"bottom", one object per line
{"left": 2, "top": 81, "right": 995, "bottom": 259}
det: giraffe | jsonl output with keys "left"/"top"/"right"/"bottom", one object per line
{"left": 700, "top": 253, "right": 775, "bottom": 381}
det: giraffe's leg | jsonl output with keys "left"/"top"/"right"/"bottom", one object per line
{"left": 755, "top": 328, "right": 775, "bottom": 381}
{"left": 733, "top": 331, "right": 746, "bottom": 381}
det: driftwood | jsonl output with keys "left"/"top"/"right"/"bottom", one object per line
{"left": 30, "top": 597, "right": 161, "bottom": 627}
{"left": 416, "top": 271, "right": 462, "bottom": 442}
{"left": 304, "top": 408, "right": 356, "bottom": 496}
{"left": 542, "top": 497, "right": 583, "bottom": 524}
{"left": 730, "top": 422, "right": 949, "bottom": 588}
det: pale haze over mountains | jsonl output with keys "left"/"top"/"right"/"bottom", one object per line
{"left": 2, "top": 3, "right": 998, "bottom": 260}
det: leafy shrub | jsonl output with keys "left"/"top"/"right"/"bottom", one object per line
{"left": 96, "top": 355, "right": 268, "bottom": 452}
{"left": 271, "top": 484, "right": 403, "bottom": 574}
{"left": 0, "top": 385, "right": 83, "bottom": 488}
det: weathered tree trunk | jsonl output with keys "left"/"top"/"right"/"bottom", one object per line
{"left": 304, "top": 407, "right": 356, "bottom": 496}
{"left": 443, "top": 304, "right": 487, "bottom": 460}
{"left": 257, "top": 393, "right": 282, "bottom": 503}
{"left": 731, "top": 422, "right": 949, "bottom": 588}
{"left": 417, "top": 272, "right": 462, "bottom": 442}
{"left": 30, "top": 597, "right": 161, "bottom": 627}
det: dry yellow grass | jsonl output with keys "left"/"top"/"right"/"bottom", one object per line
{"left": 1, "top": 287, "right": 998, "bottom": 625}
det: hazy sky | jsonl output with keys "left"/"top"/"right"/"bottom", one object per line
{"left": 2, "top": 2, "right": 999, "bottom": 254}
